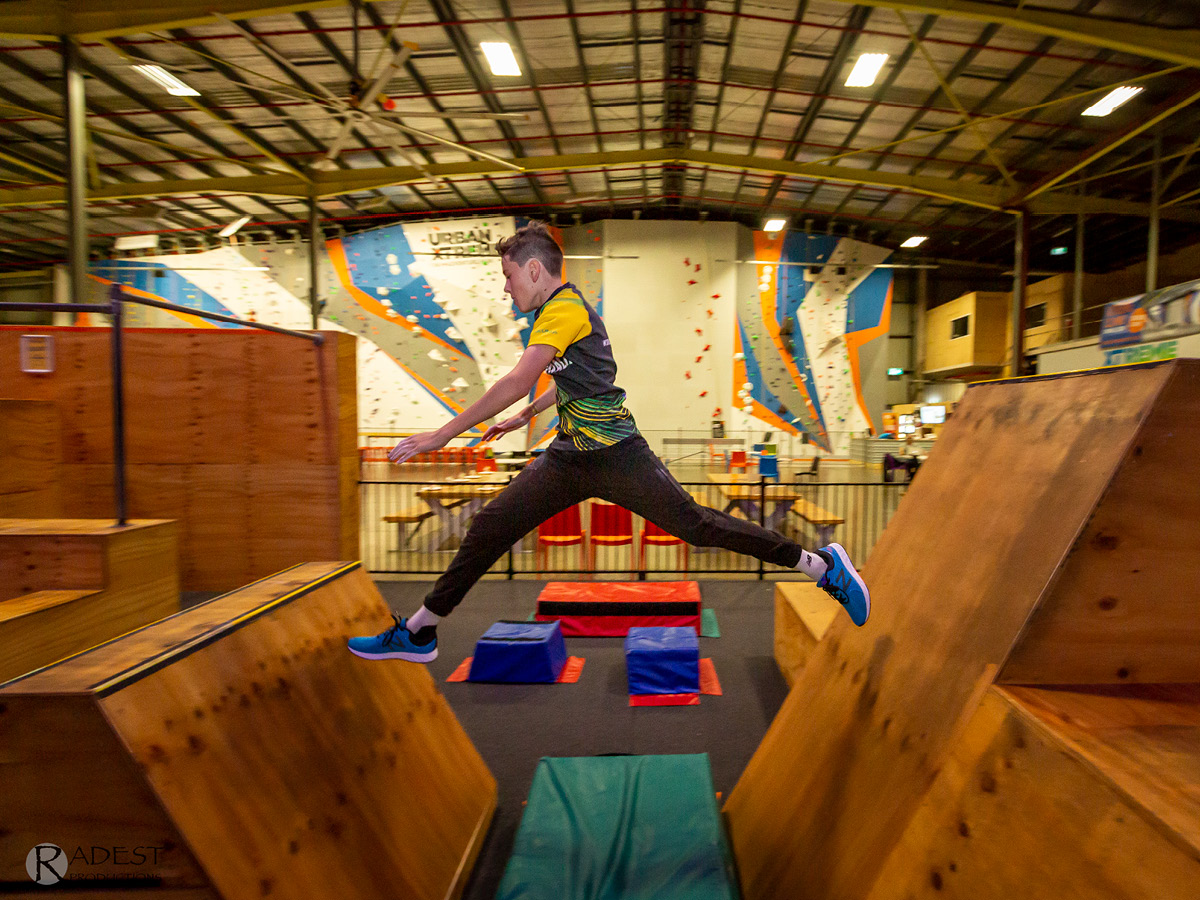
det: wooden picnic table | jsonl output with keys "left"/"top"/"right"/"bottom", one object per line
{"left": 705, "top": 474, "right": 844, "bottom": 542}
{"left": 416, "top": 472, "right": 514, "bottom": 548}
{"left": 706, "top": 473, "right": 804, "bottom": 533}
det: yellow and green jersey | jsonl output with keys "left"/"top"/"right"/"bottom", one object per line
{"left": 526, "top": 283, "right": 639, "bottom": 451}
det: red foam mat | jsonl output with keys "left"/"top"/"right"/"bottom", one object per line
{"left": 536, "top": 581, "right": 702, "bottom": 636}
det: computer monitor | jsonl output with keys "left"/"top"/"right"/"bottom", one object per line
{"left": 919, "top": 405, "right": 946, "bottom": 425}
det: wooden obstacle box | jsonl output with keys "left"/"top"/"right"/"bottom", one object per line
{"left": 496, "top": 754, "right": 739, "bottom": 900}
{"left": 0, "top": 561, "right": 496, "bottom": 900}
{"left": 772, "top": 581, "right": 838, "bottom": 688}
{"left": 726, "top": 360, "right": 1200, "bottom": 900}
{"left": 536, "top": 581, "right": 702, "bottom": 636}
{"left": 0, "top": 518, "right": 179, "bottom": 683}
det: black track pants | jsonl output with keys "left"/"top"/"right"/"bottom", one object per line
{"left": 423, "top": 435, "right": 805, "bottom": 617}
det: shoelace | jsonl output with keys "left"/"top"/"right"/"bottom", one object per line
{"left": 820, "top": 564, "right": 851, "bottom": 606}
{"left": 379, "top": 614, "right": 405, "bottom": 649}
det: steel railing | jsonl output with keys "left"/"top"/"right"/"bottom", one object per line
{"left": 360, "top": 472, "right": 907, "bottom": 579}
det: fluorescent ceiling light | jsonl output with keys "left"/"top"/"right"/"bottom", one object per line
{"left": 1082, "top": 85, "right": 1143, "bottom": 117}
{"left": 113, "top": 234, "right": 160, "bottom": 251}
{"left": 845, "top": 53, "right": 889, "bottom": 88}
{"left": 132, "top": 64, "right": 200, "bottom": 97}
{"left": 763, "top": 218, "right": 787, "bottom": 233}
{"left": 480, "top": 42, "right": 521, "bottom": 77}
{"left": 1050, "top": 246, "right": 1069, "bottom": 256}
{"left": 900, "top": 236, "right": 928, "bottom": 248}
{"left": 218, "top": 215, "right": 251, "bottom": 238}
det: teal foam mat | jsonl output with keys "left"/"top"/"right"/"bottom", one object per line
{"left": 497, "top": 754, "right": 740, "bottom": 900}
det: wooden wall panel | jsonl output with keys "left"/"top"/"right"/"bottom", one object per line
{"left": 0, "top": 328, "right": 358, "bottom": 591}
{"left": 0, "top": 399, "right": 59, "bottom": 517}
{"left": 0, "top": 695, "right": 213, "bottom": 889}
{"left": 1002, "top": 361, "right": 1200, "bottom": 684}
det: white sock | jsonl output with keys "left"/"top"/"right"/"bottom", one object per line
{"left": 794, "top": 550, "right": 828, "bottom": 580}
{"left": 406, "top": 605, "right": 441, "bottom": 633}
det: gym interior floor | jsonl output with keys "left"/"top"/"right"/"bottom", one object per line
{"left": 185, "top": 578, "right": 788, "bottom": 898}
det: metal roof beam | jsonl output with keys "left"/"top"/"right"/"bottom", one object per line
{"left": 819, "top": 0, "right": 1200, "bottom": 68}
{"left": 7, "top": 147, "right": 1199, "bottom": 222}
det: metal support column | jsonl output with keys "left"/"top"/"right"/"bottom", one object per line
{"left": 309, "top": 197, "right": 322, "bottom": 330}
{"left": 914, "top": 263, "right": 928, "bottom": 402}
{"left": 1010, "top": 210, "right": 1030, "bottom": 376}
{"left": 1072, "top": 211, "right": 1084, "bottom": 340}
{"left": 109, "top": 291, "right": 128, "bottom": 526}
{"left": 62, "top": 36, "right": 89, "bottom": 305}
{"left": 1147, "top": 131, "right": 1161, "bottom": 293}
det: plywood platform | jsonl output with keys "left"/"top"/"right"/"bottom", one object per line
{"left": 773, "top": 582, "right": 838, "bottom": 688}
{"left": 0, "top": 561, "right": 496, "bottom": 900}
{"left": 725, "top": 360, "right": 1200, "bottom": 900}
{"left": 0, "top": 518, "right": 178, "bottom": 682}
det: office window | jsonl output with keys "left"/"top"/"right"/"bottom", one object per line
{"left": 950, "top": 315, "right": 970, "bottom": 339}
{"left": 1026, "top": 303, "right": 1046, "bottom": 328}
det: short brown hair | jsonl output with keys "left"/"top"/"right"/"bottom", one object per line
{"left": 496, "top": 221, "right": 563, "bottom": 277}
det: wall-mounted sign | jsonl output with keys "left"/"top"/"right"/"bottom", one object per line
{"left": 19, "top": 334, "right": 54, "bottom": 373}
{"left": 1100, "top": 277, "right": 1200, "bottom": 349}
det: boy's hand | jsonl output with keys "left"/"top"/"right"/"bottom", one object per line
{"left": 388, "top": 431, "right": 448, "bottom": 464}
{"left": 481, "top": 407, "right": 533, "bottom": 443}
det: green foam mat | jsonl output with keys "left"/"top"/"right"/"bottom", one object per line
{"left": 497, "top": 754, "right": 740, "bottom": 900}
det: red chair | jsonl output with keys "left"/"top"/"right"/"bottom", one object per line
{"left": 536, "top": 505, "right": 586, "bottom": 571}
{"left": 587, "top": 502, "right": 634, "bottom": 577}
{"left": 728, "top": 449, "right": 749, "bottom": 472}
{"left": 476, "top": 456, "right": 498, "bottom": 473}
{"left": 639, "top": 520, "right": 689, "bottom": 573}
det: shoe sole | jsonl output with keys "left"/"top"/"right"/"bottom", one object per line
{"left": 348, "top": 646, "right": 438, "bottom": 663}
{"left": 827, "top": 542, "right": 870, "bottom": 626}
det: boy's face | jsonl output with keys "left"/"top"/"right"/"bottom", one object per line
{"left": 501, "top": 255, "right": 541, "bottom": 313}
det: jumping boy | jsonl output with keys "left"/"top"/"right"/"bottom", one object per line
{"left": 349, "top": 221, "right": 869, "bottom": 663}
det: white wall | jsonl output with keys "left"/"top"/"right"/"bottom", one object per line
{"left": 601, "top": 220, "right": 740, "bottom": 440}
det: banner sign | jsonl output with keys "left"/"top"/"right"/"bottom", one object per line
{"left": 1100, "top": 277, "right": 1200, "bottom": 349}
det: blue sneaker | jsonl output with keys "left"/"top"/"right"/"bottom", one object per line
{"left": 817, "top": 543, "right": 870, "bottom": 626}
{"left": 348, "top": 615, "right": 438, "bottom": 663}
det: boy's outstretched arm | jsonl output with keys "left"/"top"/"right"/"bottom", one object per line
{"left": 388, "top": 343, "right": 558, "bottom": 464}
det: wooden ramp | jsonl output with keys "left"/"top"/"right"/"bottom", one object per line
{"left": 726, "top": 360, "right": 1200, "bottom": 900}
{"left": 0, "top": 561, "right": 496, "bottom": 900}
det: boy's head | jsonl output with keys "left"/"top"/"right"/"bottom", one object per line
{"left": 496, "top": 221, "right": 563, "bottom": 278}
{"left": 498, "top": 221, "right": 564, "bottom": 312}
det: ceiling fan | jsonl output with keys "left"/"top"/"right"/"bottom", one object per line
{"left": 212, "top": 13, "right": 526, "bottom": 177}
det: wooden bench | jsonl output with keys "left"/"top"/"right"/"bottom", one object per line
{"left": 383, "top": 500, "right": 467, "bottom": 549}
{"left": 788, "top": 498, "right": 844, "bottom": 545}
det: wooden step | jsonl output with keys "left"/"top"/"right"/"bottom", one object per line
{"left": 866, "top": 684, "right": 1200, "bottom": 900}
{"left": 0, "top": 519, "right": 178, "bottom": 682}
{"left": 1000, "top": 683, "right": 1200, "bottom": 853}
